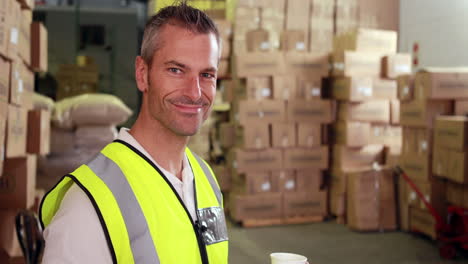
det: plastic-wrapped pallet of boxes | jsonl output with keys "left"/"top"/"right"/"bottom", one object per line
{"left": 219, "top": 0, "right": 336, "bottom": 226}
{"left": 398, "top": 68, "right": 468, "bottom": 238}
{"left": 329, "top": 28, "right": 409, "bottom": 231}
{"left": 37, "top": 94, "right": 132, "bottom": 191}
{"left": 0, "top": 0, "right": 49, "bottom": 261}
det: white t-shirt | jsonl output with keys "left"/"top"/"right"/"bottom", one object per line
{"left": 41, "top": 128, "right": 196, "bottom": 264}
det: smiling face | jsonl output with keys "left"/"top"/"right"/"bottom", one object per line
{"left": 136, "top": 23, "right": 219, "bottom": 137}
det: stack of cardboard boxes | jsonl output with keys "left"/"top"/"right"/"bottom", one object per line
{"left": 217, "top": 0, "right": 334, "bottom": 225}
{"left": 398, "top": 68, "right": 468, "bottom": 238}
{"left": 433, "top": 115, "right": 468, "bottom": 215}
{"left": 329, "top": 28, "right": 410, "bottom": 231}
{"left": 0, "top": 0, "right": 50, "bottom": 261}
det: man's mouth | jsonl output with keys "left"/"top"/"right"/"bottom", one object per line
{"left": 171, "top": 102, "right": 204, "bottom": 114}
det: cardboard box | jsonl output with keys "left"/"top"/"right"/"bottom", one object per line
{"left": 390, "top": 100, "right": 400, "bottom": 125}
{"left": 236, "top": 123, "right": 270, "bottom": 149}
{"left": 280, "top": 30, "right": 306, "bottom": 52}
{"left": 229, "top": 148, "right": 283, "bottom": 173}
{"left": 233, "top": 52, "right": 284, "bottom": 77}
{"left": 402, "top": 127, "right": 432, "bottom": 156}
{"left": 0, "top": 0, "right": 8, "bottom": 58}
{"left": 0, "top": 155, "right": 37, "bottom": 209}
{"left": 295, "top": 75, "right": 322, "bottom": 100}
{"left": 229, "top": 193, "right": 283, "bottom": 220}
{"left": 455, "top": 100, "right": 468, "bottom": 116}
{"left": 283, "top": 191, "right": 327, "bottom": 217}
{"left": 400, "top": 100, "right": 453, "bottom": 128}
{"left": 332, "top": 121, "right": 370, "bottom": 147}
{"left": 212, "top": 165, "right": 231, "bottom": 191}
{"left": 334, "top": 28, "right": 397, "bottom": 54}
{"left": 245, "top": 76, "right": 273, "bottom": 100}
{"left": 237, "top": 99, "right": 286, "bottom": 125}
{"left": 445, "top": 181, "right": 468, "bottom": 207}
{"left": 233, "top": 171, "right": 277, "bottom": 194}
{"left": 311, "top": 0, "right": 334, "bottom": 17}
{"left": 332, "top": 144, "right": 384, "bottom": 171}
{"left": 219, "top": 122, "right": 236, "bottom": 148}
{"left": 261, "top": 17, "right": 283, "bottom": 51}
{"left": 414, "top": 68, "right": 468, "bottom": 100}
{"left": 285, "top": 0, "right": 310, "bottom": 31}
{"left": 296, "top": 123, "right": 321, "bottom": 147}
{"left": 27, "top": 110, "right": 51, "bottom": 155}
{"left": 0, "top": 56, "right": 9, "bottom": 102}
{"left": 287, "top": 99, "right": 334, "bottom": 124}
{"left": 6, "top": 0, "right": 21, "bottom": 60}
{"left": 30, "top": 22, "right": 48, "bottom": 72}
{"left": 6, "top": 104, "right": 27, "bottom": 158}
{"left": 296, "top": 169, "right": 322, "bottom": 192}
{"left": 369, "top": 125, "right": 402, "bottom": 147}
{"left": 332, "top": 51, "right": 382, "bottom": 77}
{"left": 347, "top": 168, "right": 397, "bottom": 231}
{"left": 409, "top": 207, "right": 437, "bottom": 239}
{"left": 331, "top": 76, "right": 373, "bottom": 101}
{"left": 0, "top": 100, "right": 6, "bottom": 175}
{"left": 283, "top": 146, "right": 328, "bottom": 170}
{"left": 271, "top": 123, "right": 296, "bottom": 148}
{"left": 381, "top": 54, "right": 412, "bottom": 79}
{"left": 405, "top": 178, "right": 447, "bottom": 217}
{"left": 284, "top": 52, "right": 329, "bottom": 77}
{"left": 397, "top": 74, "right": 414, "bottom": 101}
{"left": 399, "top": 153, "right": 431, "bottom": 181}
{"left": 434, "top": 116, "right": 468, "bottom": 151}
{"left": 358, "top": 0, "right": 399, "bottom": 31}
{"left": 273, "top": 170, "right": 296, "bottom": 192}
{"left": 9, "top": 60, "right": 33, "bottom": 109}
{"left": 18, "top": 9, "right": 31, "bottom": 65}
{"left": 309, "top": 17, "right": 334, "bottom": 53}
{"left": 372, "top": 79, "right": 397, "bottom": 100}
{"left": 432, "top": 145, "right": 449, "bottom": 178}
{"left": 273, "top": 75, "right": 297, "bottom": 100}
{"left": 246, "top": 29, "right": 270, "bottom": 52}
{"left": 337, "top": 100, "right": 390, "bottom": 123}
{"left": 445, "top": 150, "right": 468, "bottom": 184}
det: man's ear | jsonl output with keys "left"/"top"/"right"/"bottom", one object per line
{"left": 135, "top": 56, "right": 149, "bottom": 93}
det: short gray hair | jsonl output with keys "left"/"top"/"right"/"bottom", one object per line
{"left": 141, "top": 1, "right": 220, "bottom": 65}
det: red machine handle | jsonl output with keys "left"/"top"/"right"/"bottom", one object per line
{"left": 394, "top": 166, "right": 446, "bottom": 232}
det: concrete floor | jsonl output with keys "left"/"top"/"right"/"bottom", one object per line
{"left": 227, "top": 219, "right": 467, "bottom": 264}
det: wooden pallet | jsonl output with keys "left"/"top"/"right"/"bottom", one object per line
{"left": 239, "top": 215, "right": 325, "bottom": 228}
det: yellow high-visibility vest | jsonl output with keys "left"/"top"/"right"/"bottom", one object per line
{"left": 40, "top": 140, "right": 229, "bottom": 264}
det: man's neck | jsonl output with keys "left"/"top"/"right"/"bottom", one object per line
{"left": 129, "top": 114, "right": 188, "bottom": 180}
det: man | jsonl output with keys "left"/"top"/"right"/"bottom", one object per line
{"left": 39, "top": 3, "right": 228, "bottom": 263}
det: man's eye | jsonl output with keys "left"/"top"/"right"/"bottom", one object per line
{"left": 201, "top": 73, "right": 215, "bottom": 78}
{"left": 169, "top": 68, "right": 182, "bottom": 74}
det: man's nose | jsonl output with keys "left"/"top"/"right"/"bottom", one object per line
{"left": 184, "top": 75, "right": 202, "bottom": 101}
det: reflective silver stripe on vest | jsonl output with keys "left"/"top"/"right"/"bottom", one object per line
{"left": 87, "top": 153, "right": 160, "bottom": 264}
{"left": 191, "top": 153, "right": 222, "bottom": 207}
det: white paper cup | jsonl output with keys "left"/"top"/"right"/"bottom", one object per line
{"left": 270, "top": 252, "right": 308, "bottom": 264}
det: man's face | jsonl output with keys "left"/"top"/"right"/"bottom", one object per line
{"left": 140, "top": 24, "right": 219, "bottom": 137}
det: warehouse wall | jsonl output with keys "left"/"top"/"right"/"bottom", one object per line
{"left": 37, "top": 6, "right": 139, "bottom": 126}
{"left": 399, "top": 0, "right": 468, "bottom": 69}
